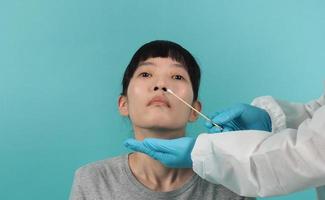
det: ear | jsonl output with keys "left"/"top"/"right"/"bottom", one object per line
{"left": 188, "top": 100, "right": 202, "bottom": 122}
{"left": 118, "top": 95, "right": 129, "bottom": 116}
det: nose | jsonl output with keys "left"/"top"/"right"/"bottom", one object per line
{"left": 153, "top": 76, "right": 168, "bottom": 92}
{"left": 154, "top": 86, "right": 167, "bottom": 92}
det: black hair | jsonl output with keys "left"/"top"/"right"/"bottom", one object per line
{"left": 121, "top": 40, "right": 201, "bottom": 101}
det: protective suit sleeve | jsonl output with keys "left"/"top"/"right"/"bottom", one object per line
{"left": 192, "top": 93, "right": 325, "bottom": 197}
{"left": 252, "top": 94, "right": 325, "bottom": 132}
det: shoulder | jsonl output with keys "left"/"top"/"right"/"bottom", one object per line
{"left": 74, "top": 154, "right": 127, "bottom": 181}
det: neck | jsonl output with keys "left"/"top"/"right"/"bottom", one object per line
{"left": 134, "top": 126, "right": 185, "bottom": 140}
{"left": 128, "top": 126, "right": 194, "bottom": 192}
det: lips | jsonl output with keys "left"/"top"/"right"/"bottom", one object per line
{"left": 148, "top": 95, "right": 170, "bottom": 107}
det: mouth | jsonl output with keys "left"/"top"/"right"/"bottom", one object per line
{"left": 148, "top": 96, "right": 171, "bottom": 107}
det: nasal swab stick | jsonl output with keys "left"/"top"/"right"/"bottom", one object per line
{"left": 164, "top": 88, "right": 223, "bottom": 130}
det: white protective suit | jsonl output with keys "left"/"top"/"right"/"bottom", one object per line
{"left": 192, "top": 88, "right": 325, "bottom": 198}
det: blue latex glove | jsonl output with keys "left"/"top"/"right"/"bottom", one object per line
{"left": 205, "top": 103, "right": 272, "bottom": 133}
{"left": 124, "top": 137, "right": 195, "bottom": 168}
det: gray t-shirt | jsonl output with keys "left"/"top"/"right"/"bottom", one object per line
{"left": 70, "top": 154, "right": 254, "bottom": 200}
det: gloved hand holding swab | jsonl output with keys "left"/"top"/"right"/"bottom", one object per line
{"left": 163, "top": 88, "right": 223, "bottom": 130}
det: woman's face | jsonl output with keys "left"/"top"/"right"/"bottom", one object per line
{"left": 119, "top": 57, "right": 201, "bottom": 132}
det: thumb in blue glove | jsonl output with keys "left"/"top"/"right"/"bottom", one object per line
{"left": 205, "top": 103, "right": 272, "bottom": 133}
{"left": 124, "top": 137, "right": 195, "bottom": 168}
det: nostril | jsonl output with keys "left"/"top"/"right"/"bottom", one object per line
{"left": 162, "top": 87, "right": 167, "bottom": 92}
{"left": 154, "top": 86, "right": 159, "bottom": 91}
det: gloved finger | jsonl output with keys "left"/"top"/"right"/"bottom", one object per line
{"left": 205, "top": 120, "right": 223, "bottom": 129}
{"left": 123, "top": 138, "right": 155, "bottom": 157}
{"left": 152, "top": 150, "right": 172, "bottom": 163}
{"left": 208, "top": 126, "right": 223, "bottom": 133}
{"left": 230, "top": 120, "right": 244, "bottom": 130}
{"left": 208, "top": 111, "right": 221, "bottom": 119}
{"left": 211, "top": 105, "right": 244, "bottom": 125}
{"left": 146, "top": 137, "right": 196, "bottom": 154}
{"left": 208, "top": 126, "right": 235, "bottom": 133}
{"left": 220, "top": 127, "right": 235, "bottom": 132}
{"left": 205, "top": 112, "right": 220, "bottom": 129}
{"left": 142, "top": 138, "right": 169, "bottom": 152}
{"left": 142, "top": 139, "right": 176, "bottom": 162}
{"left": 208, "top": 107, "right": 233, "bottom": 121}
{"left": 205, "top": 120, "right": 213, "bottom": 129}
{"left": 144, "top": 138, "right": 182, "bottom": 154}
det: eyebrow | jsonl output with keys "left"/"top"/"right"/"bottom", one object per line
{"left": 138, "top": 61, "right": 185, "bottom": 68}
{"left": 138, "top": 61, "right": 156, "bottom": 67}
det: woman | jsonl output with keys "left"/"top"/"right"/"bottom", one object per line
{"left": 69, "top": 40, "right": 253, "bottom": 200}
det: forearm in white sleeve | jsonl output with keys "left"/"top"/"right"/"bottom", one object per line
{"left": 252, "top": 94, "right": 325, "bottom": 132}
{"left": 192, "top": 98, "right": 325, "bottom": 197}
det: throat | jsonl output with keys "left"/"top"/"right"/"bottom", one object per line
{"left": 133, "top": 126, "right": 186, "bottom": 140}
{"left": 128, "top": 152, "right": 194, "bottom": 192}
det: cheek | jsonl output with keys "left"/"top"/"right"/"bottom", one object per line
{"left": 126, "top": 80, "right": 147, "bottom": 118}
{"left": 173, "top": 85, "right": 194, "bottom": 104}
{"left": 127, "top": 79, "right": 149, "bottom": 108}
{"left": 127, "top": 79, "right": 143, "bottom": 97}
{"left": 171, "top": 86, "right": 194, "bottom": 119}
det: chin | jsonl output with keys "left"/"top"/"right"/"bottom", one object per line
{"left": 132, "top": 115, "right": 187, "bottom": 130}
{"left": 145, "top": 121, "right": 174, "bottom": 129}
{"left": 145, "top": 121, "right": 186, "bottom": 131}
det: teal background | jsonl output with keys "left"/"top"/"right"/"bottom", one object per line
{"left": 1, "top": 0, "right": 324, "bottom": 199}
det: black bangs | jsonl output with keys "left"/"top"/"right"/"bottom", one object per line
{"left": 137, "top": 41, "right": 188, "bottom": 68}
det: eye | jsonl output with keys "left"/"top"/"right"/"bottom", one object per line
{"left": 172, "top": 74, "right": 185, "bottom": 80}
{"left": 138, "top": 72, "right": 152, "bottom": 78}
